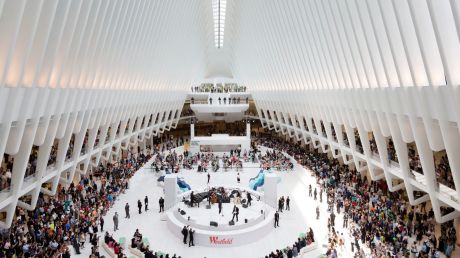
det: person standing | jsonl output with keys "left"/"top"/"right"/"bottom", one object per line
{"left": 113, "top": 212, "right": 119, "bottom": 231}
{"left": 308, "top": 185, "right": 312, "bottom": 197}
{"left": 182, "top": 226, "right": 188, "bottom": 244}
{"left": 125, "top": 203, "right": 130, "bottom": 219}
{"left": 188, "top": 228, "right": 195, "bottom": 247}
{"left": 144, "top": 196, "right": 149, "bottom": 211}
{"left": 274, "top": 211, "right": 280, "bottom": 228}
{"left": 218, "top": 199, "right": 223, "bottom": 214}
{"left": 314, "top": 188, "right": 317, "bottom": 200}
{"left": 279, "top": 196, "right": 285, "bottom": 212}
{"left": 247, "top": 192, "right": 252, "bottom": 206}
{"left": 343, "top": 213, "right": 348, "bottom": 228}
{"left": 237, "top": 173, "right": 240, "bottom": 183}
{"left": 235, "top": 206, "right": 239, "bottom": 222}
{"left": 190, "top": 191, "right": 195, "bottom": 207}
{"left": 232, "top": 205, "right": 239, "bottom": 222}
{"left": 316, "top": 206, "right": 320, "bottom": 220}
{"left": 100, "top": 216, "right": 104, "bottom": 232}
{"left": 138, "top": 200, "right": 142, "bottom": 214}
{"left": 159, "top": 197, "right": 165, "bottom": 212}
{"left": 330, "top": 212, "right": 335, "bottom": 227}
{"left": 319, "top": 189, "right": 323, "bottom": 203}
{"left": 207, "top": 173, "right": 210, "bottom": 184}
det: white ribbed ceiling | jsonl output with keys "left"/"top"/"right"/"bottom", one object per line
{"left": 1, "top": 0, "right": 460, "bottom": 91}
{"left": 0, "top": 0, "right": 207, "bottom": 91}
{"left": 232, "top": 0, "right": 460, "bottom": 92}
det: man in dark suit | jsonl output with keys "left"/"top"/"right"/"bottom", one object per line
{"left": 144, "top": 196, "right": 149, "bottom": 211}
{"left": 190, "top": 191, "right": 195, "bottom": 207}
{"left": 188, "top": 228, "right": 195, "bottom": 247}
{"left": 232, "top": 205, "right": 239, "bottom": 222}
{"left": 274, "top": 211, "right": 280, "bottom": 228}
{"left": 125, "top": 203, "right": 130, "bottom": 218}
{"left": 159, "top": 197, "right": 164, "bottom": 212}
{"left": 182, "top": 226, "right": 188, "bottom": 244}
{"left": 138, "top": 200, "right": 142, "bottom": 214}
{"left": 247, "top": 192, "right": 252, "bottom": 206}
{"left": 218, "top": 199, "right": 222, "bottom": 214}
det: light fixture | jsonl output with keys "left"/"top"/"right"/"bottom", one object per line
{"left": 212, "top": 0, "right": 226, "bottom": 48}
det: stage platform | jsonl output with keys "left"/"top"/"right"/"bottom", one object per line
{"left": 176, "top": 201, "right": 267, "bottom": 230}
{"left": 166, "top": 186, "right": 276, "bottom": 247}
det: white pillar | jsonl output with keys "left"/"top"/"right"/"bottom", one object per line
{"left": 190, "top": 123, "right": 195, "bottom": 138}
{"left": 164, "top": 174, "right": 178, "bottom": 210}
{"left": 246, "top": 122, "right": 251, "bottom": 137}
{"left": 264, "top": 173, "right": 278, "bottom": 209}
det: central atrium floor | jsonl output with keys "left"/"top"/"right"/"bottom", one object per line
{"left": 77, "top": 146, "right": 332, "bottom": 258}
{"left": 77, "top": 146, "right": 453, "bottom": 258}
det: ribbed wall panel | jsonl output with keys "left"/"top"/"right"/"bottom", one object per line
{"left": 233, "top": 0, "right": 460, "bottom": 223}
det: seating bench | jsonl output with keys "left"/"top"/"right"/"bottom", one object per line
{"left": 101, "top": 241, "right": 117, "bottom": 258}
{"left": 128, "top": 246, "right": 145, "bottom": 258}
{"left": 119, "top": 237, "right": 126, "bottom": 248}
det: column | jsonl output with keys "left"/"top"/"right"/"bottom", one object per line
{"left": 164, "top": 174, "right": 178, "bottom": 210}
{"left": 190, "top": 123, "right": 195, "bottom": 138}
{"left": 264, "top": 173, "right": 278, "bottom": 209}
{"left": 246, "top": 121, "right": 251, "bottom": 137}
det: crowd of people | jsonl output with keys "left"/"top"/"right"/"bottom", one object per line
{"left": 435, "top": 153, "right": 455, "bottom": 190}
{"left": 128, "top": 229, "right": 180, "bottom": 258}
{"left": 258, "top": 148, "right": 294, "bottom": 171}
{"left": 0, "top": 149, "right": 150, "bottom": 257}
{"left": 207, "top": 96, "right": 249, "bottom": 105}
{"left": 103, "top": 232, "right": 123, "bottom": 256}
{"left": 191, "top": 84, "right": 247, "bottom": 93}
{"left": 255, "top": 132, "right": 457, "bottom": 258}
{"left": 0, "top": 155, "right": 12, "bottom": 190}
{"left": 0, "top": 120, "right": 458, "bottom": 258}
{"left": 152, "top": 150, "right": 182, "bottom": 173}
{"left": 151, "top": 146, "right": 249, "bottom": 175}
{"left": 0, "top": 134, "right": 191, "bottom": 257}
{"left": 408, "top": 146, "right": 424, "bottom": 175}
{"left": 264, "top": 228, "right": 315, "bottom": 258}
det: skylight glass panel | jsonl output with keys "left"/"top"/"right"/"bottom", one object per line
{"left": 212, "top": 0, "right": 226, "bottom": 48}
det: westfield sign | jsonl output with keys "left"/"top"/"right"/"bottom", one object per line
{"left": 209, "top": 236, "right": 233, "bottom": 245}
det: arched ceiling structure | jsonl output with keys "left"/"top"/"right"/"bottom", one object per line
{"left": 0, "top": 0, "right": 207, "bottom": 91}
{"left": 2, "top": 0, "right": 460, "bottom": 92}
{"left": 232, "top": 0, "right": 458, "bottom": 91}
{"left": 1, "top": 0, "right": 460, "bottom": 227}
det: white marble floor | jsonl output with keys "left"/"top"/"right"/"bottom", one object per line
{"left": 77, "top": 148, "right": 344, "bottom": 258}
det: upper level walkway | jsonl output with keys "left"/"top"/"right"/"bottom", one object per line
{"left": 260, "top": 116, "right": 460, "bottom": 222}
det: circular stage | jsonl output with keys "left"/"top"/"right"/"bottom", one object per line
{"left": 166, "top": 186, "right": 276, "bottom": 247}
